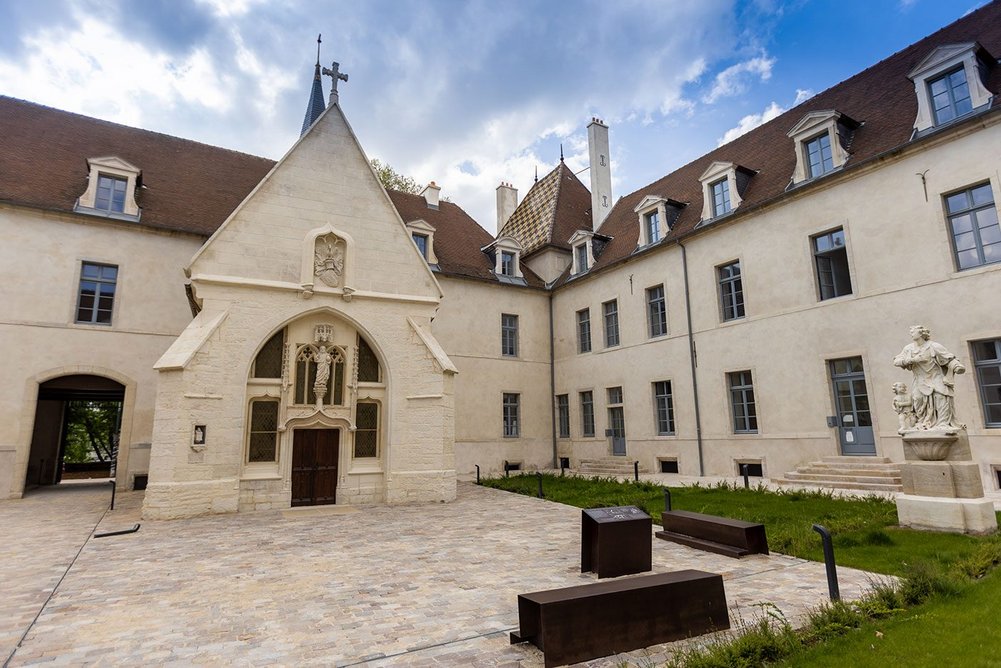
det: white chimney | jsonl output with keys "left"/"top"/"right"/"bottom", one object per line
{"left": 587, "top": 117, "right": 613, "bottom": 230}
{"left": 496, "top": 182, "right": 518, "bottom": 230}
{"left": 421, "top": 181, "right": 441, "bottom": 209}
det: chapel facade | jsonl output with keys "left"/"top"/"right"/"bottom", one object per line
{"left": 1, "top": 4, "right": 1000, "bottom": 518}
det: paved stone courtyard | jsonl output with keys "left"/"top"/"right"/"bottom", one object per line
{"left": 2, "top": 481, "right": 881, "bottom": 667}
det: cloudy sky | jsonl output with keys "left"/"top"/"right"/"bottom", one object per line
{"left": 0, "top": 0, "right": 986, "bottom": 231}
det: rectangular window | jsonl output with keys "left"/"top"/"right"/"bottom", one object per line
{"left": 248, "top": 400, "right": 279, "bottom": 462}
{"left": 660, "top": 459, "right": 679, "bottom": 474}
{"left": 602, "top": 299, "right": 620, "bottom": 347}
{"left": 728, "top": 370, "right": 758, "bottom": 434}
{"left": 646, "top": 285, "right": 667, "bottom": 337}
{"left": 577, "top": 308, "right": 592, "bottom": 353}
{"left": 556, "top": 394, "right": 570, "bottom": 438}
{"left": 607, "top": 386, "right": 625, "bottom": 441}
{"left": 354, "top": 402, "right": 379, "bottom": 457}
{"left": 653, "top": 380, "right": 675, "bottom": 435}
{"left": 503, "top": 393, "right": 520, "bottom": 437}
{"left": 929, "top": 67, "right": 973, "bottom": 126}
{"left": 95, "top": 174, "right": 127, "bottom": 213}
{"left": 645, "top": 210, "right": 660, "bottom": 244}
{"left": 718, "top": 261, "right": 745, "bottom": 321}
{"left": 711, "top": 178, "right": 731, "bottom": 217}
{"left": 946, "top": 183, "right": 999, "bottom": 270}
{"left": 813, "top": 228, "right": 852, "bottom": 300}
{"left": 575, "top": 244, "right": 590, "bottom": 273}
{"left": 76, "top": 262, "right": 118, "bottom": 325}
{"left": 500, "top": 250, "right": 516, "bottom": 276}
{"left": 972, "top": 339, "right": 1001, "bottom": 427}
{"left": 501, "top": 313, "right": 519, "bottom": 357}
{"left": 412, "top": 233, "right": 428, "bottom": 259}
{"left": 806, "top": 133, "right": 834, "bottom": 178}
{"left": 580, "top": 391, "right": 595, "bottom": 437}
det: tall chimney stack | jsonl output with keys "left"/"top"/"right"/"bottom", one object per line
{"left": 496, "top": 182, "right": 518, "bottom": 230}
{"left": 421, "top": 181, "right": 441, "bottom": 209}
{"left": 587, "top": 117, "right": 613, "bottom": 230}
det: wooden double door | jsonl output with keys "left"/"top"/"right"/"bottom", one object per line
{"left": 291, "top": 429, "right": 339, "bottom": 506}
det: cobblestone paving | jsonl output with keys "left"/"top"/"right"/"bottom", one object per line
{"left": 3, "top": 482, "right": 881, "bottom": 667}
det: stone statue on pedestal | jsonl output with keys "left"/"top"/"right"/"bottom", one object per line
{"left": 892, "top": 325, "right": 965, "bottom": 433}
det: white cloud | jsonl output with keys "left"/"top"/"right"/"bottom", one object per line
{"left": 717, "top": 101, "right": 785, "bottom": 146}
{"left": 794, "top": 88, "right": 815, "bottom": 104}
{"left": 702, "top": 56, "right": 776, "bottom": 104}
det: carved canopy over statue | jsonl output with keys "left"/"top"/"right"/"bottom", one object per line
{"left": 892, "top": 325, "right": 966, "bottom": 433}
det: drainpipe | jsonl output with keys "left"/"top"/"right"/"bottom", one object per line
{"left": 548, "top": 289, "right": 558, "bottom": 469}
{"left": 680, "top": 242, "right": 705, "bottom": 476}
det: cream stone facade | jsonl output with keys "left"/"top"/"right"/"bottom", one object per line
{"left": 3, "top": 4, "right": 1001, "bottom": 518}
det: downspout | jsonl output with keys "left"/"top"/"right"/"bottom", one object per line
{"left": 548, "top": 288, "right": 558, "bottom": 469}
{"left": 680, "top": 242, "right": 705, "bottom": 476}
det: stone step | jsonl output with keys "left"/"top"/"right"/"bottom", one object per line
{"left": 784, "top": 472, "right": 902, "bottom": 484}
{"left": 804, "top": 462, "right": 901, "bottom": 472}
{"left": 821, "top": 456, "right": 894, "bottom": 464}
{"left": 794, "top": 466, "right": 901, "bottom": 476}
{"left": 772, "top": 478, "right": 902, "bottom": 493}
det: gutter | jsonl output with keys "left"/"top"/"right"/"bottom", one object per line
{"left": 680, "top": 241, "right": 705, "bottom": 476}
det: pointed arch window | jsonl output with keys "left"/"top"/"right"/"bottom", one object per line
{"left": 253, "top": 329, "right": 285, "bottom": 378}
{"left": 294, "top": 343, "right": 346, "bottom": 406}
{"left": 357, "top": 335, "right": 381, "bottom": 383}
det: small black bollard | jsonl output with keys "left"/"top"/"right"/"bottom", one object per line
{"left": 504, "top": 460, "right": 509, "bottom": 478}
{"left": 475, "top": 464, "right": 480, "bottom": 484}
{"left": 560, "top": 461, "right": 566, "bottom": 477}
{"left": 741, "top": 464, "right": 750, "bottom": 489}
{"left": 634, "top": 461, "right": 640, "bottom": 481}
{"left": 536, "top": 472, "right": 544, "bottom": 498}
{"left": 663, "top": 487, "right": 672, "bottom": 512}
{"left": 109, "top": 479, "right": 117, "bottom": 510}
{"left": 812, "top": 524, "right": 840, "bottom": 601}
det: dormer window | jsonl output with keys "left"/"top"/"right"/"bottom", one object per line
{"left": 786, "top": 110, "right": 859, "bottom": 186}
{"left": 404, "top": 219, "right": 438, "bottom": 268}
{"left": 908, "top": 42, "right": 994, "bottom": 136}
{"left": 575, "top": 243, "right": 590, "bottom": 273}
{"left": 711, "top": 179, "right": 731, "bottom": 217}
{"left": 481, "top": 236, "right": 525, "bottom": 284}
{"left": 568, "top": 229, "right": 611, "bottom": 276}
{"left": 929, "top": 67, "right": 973, "bottom": 125}
{"left": 698, "top": 162, "right": 753, "bottom": 223}
{"left": 74, "top": 156, "right": 141, "bottom": 221}
{"left": 633, "top": 195, "right": 684, "bottom": 248}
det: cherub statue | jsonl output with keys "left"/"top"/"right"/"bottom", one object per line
{"left": 891, "top": 382, "right": 916, "bottom": 434}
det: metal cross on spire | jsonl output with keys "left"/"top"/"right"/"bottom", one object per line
{"left": 322, "top": 61, "right": 349, "bottom": 106}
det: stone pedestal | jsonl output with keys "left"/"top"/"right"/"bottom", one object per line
{"left": 895, "top": 431, "right": 997, "bottom": 535}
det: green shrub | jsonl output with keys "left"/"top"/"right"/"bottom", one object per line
{"left": 899, "top": 561, "right": 962, "bottom": 605}
{"left": 802, "top": 600, "right": 864, "bottom": 643}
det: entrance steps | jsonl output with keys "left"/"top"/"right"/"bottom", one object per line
{"left": 578, "top": 457, "right": 650, "bottom": 476}
{"left": 773, "top": 456, "right": 902, "bottom": 493}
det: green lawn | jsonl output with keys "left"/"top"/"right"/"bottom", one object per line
{"left": 780, "top": 569, "right": 1001, "bottom": 667}
{"left": 482, "top": 474, "right": 999, "bottom": 576}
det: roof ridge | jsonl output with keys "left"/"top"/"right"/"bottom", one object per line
{"left": 0, "top": 95, "right": 275, "bottom": 164}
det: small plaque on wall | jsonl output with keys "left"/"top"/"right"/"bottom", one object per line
{"left": 193, "top": 425, "right": 207, "bottom": 445}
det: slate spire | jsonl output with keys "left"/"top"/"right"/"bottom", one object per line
{"left": 300, "top": 34, "right": 326, "bottom": 137}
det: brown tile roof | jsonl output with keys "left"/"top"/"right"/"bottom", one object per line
{"left": 0, "top": 96, "right": 275, "bottom": 236}
{"left": 498, "top": 161, "right": 592, "bottom": 256}
{"left": 579, "top": 1, "right": 1001, "bottom": 280}
{"left": 386, "top": 190, "right": 547, "bottom": 288}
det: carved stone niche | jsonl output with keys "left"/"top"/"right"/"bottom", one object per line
{"left": 313, "top": 233, "right": 346, "bottom": 288}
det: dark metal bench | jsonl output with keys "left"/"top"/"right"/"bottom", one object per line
{"left": 510, "top": 570, "right": 729, "bottom": 667}
{"left": 656, "top": 510, "right": 769, "bottom": 558}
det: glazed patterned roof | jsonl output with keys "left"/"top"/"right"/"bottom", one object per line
{"left": 498, "top": 162, "right": 592, "bottom": 256}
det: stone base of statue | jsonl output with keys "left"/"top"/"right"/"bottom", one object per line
{"left": 895, "top": 431, "right": 997, "bottom": 535}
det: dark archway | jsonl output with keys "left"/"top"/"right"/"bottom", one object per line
{"left": 26, "top": 375, "right": 125, "bottom": 489}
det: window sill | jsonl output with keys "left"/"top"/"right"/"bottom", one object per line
{"left": 348, "top": 462, "right": 383, "bottom": 475}
{"left": 817, "top": 292, "right": 855, "bottom": 304}
{"left": 950, "top": 260, "right": 1000, "bottom": 279}
{"left": 70, "top": 321, "right": 114, "bottom": 329}
{"left": 718, "top": 316, "right": 746, "bottom": 327}
{"left": 241, "top": 469, "right": 281, "bottom": 481}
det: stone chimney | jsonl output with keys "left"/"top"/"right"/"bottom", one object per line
{"left": 587, "top": 117, "right": 613, "bottom": 230}
{"left": 496, "top": 182, "right": 518, "bottom": 230}
{"left": 421, "top": 181, "right": 441, "bottom": 209}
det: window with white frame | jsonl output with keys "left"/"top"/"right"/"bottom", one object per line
{"left": 577, "top": 308, "right": 592, "bottom": 353}
{"left": 645, "top": 210, "right": 661, "bottom": 244}
{"left": 503, "top": 393, "right": 520, "bottom": 437}
{"left": 580, "top": 390, "right": 595, "bottom": 437}
{"left": 602, "top": 299, "right": 620, "bottom": 348}
{"left": 74, "top": 156, "right": 142, "bottom": 220}
{"left": 907, "top": 43, "right": 994, "bottom": 134}
{"left": 500, "top": 250, "right": 516, "bottom": 276}
{"left": 945, "top": 183, "right": 999, "bottom": 271}
{"left": 76, "top": 262, "right": 118, "bottom": 325}
{"left": 711, "top": 179, "right": 731, "bottom": 217}
{"left": 405, "top": 219, "right": 438, "bottom": 264}
{"left": 718, "top": 261, "right": 745, "bottom": 321}
{"left": 653, "top": 380, "right": 675, "bottom": 435}
{"left": 501, "top": 313, "right": 519, "bottom": 357}
{"left": 646, "top": 285, "right": 667, "bottom": 338}
{"left": 575, "top": 243, "right": 590, "bottom": 274}
{"left": 556, "top": 394, "right": 570, "bottom": 438}
{"left": 786, "top": 111, "right": 858, "bottom": 186}
{"left": 972, "top": 339, "right": 1001, "bottom": 427}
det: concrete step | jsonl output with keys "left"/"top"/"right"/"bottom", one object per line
{"left": 794, "top": 466, "right": 901, "bottom": 476}
{"left": 821, "top": 456, "right": 894, "bottom": 464}
{"left": 784, "top": 472, "right": 902, "bottom": 485}
{"left": 805, "top": 462, "right": 901, "bottom": 472}
{"left": 772, "top": 478, "right": 902, "bottom": 493}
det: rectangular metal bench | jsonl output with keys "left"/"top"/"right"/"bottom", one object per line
{"left": 656, "top": 509, "right": 769, "bottom": 558}
{"left": 510, "top": 569, "right": 729, "bottom": 667}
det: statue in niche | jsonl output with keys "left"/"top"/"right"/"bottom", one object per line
{"left": 313, "top": 234, "right": 345, "bottom": 287}
{"left": 893, "top": 325, "right": 966, "bottom": 432}
{"left": 312, "top": 345, "right": 334, "bottom": 407}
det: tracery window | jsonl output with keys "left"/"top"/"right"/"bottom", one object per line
{"left": 294, "top": 343, "right": 345, "bottom": 405}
